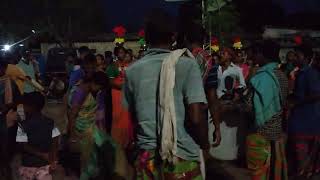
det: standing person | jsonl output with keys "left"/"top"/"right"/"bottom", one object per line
{"left": 211, "top": 47, "right": 246, "bottom": 161}
{"left": 68, "top": 46, "right": 90, "bottom": 89}
{"left": 0, "top": 59, "right": 21, "bottom": 180}
{"left": 106, "top": 46, "right": 133, "bottom": 147}
{"left": 68, "top": 71, "right": 121, "bottom": 179}
{"left": 216, "top": 48, "right": 246, "bottom": 99}
{"left": 96, "top": 54, "right": 106, "bottom": 72}
{"left": 17, "top": 50, "right": 38, "bottom": 94}
{"left": 184, "top": 25, "right": 221, "bottom": 149}
{"left": 244, "top": 41, "right": 288, "bottom": 180}
{"left": 18, "top": 92, "right": 59, "bottom": 180}
{"left": 288, "top": 53, "right": 320, "bottom": 179}
{"left": 123, "top": 9, "right": 210, "bottom": 179}
{"left": 233, "top": 50, "right": 250, "bottom": 81}
{"left": 65, "top": 54, "right": 76, "bottom": 76}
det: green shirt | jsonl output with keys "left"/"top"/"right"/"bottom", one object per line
{"left": 123, "top": 49, "right": 207, "bottom": 161}
{"left": 105, "top": 63, "right": 119, "bottom": 79}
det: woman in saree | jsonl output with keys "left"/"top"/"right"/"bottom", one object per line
{"left": 106, "top": 46, "right": 133, "bottom": 147}
{"left": 68, "top": 71, "right": 116, "bottom": 179}
{"left": 288, "top": 53, "right": 320, "bottom": 179}
{"left": 244, "top": 41, "right": 288, "bottom": 180}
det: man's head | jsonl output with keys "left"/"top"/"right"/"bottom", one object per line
{"left": 252, "top": 40, "right": 280, "bottom": 66}
{"left": 21, "top": 49, "right": 34, "bottom": 62}
{"left": 116, "top": 47, "right": 126, "bottom": 60}
{"left": 184, "top": 24, "right": 206, "bottom": 49}
{"left": 295, "top": 44, "right": 314, "bottom": 66}
{"left": 145, "top": 9, "right": 175, "bottom": 48}
{"left": 78, "top": 46, "right": 90, "bottom": 60}
{"left": 82, "top": 54, "right": 97, "bottom": 78}
{"left": 22, "top": 92, "right": 45, "bottom": 113}
{"left": 286, "top": 51, "right": 297, "bottom": 64}
{"left": 218, "top": 48, "right": 235, "bottom": 66}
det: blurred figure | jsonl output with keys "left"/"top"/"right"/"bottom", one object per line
{"left": 124, "top": 51, "right": 133, "bottom": 63}
{"left": 17, "top": 50, "right": 38, "bottom": 94}
{"left": 288, "top": 53, "right": 320, "bottom": 179}
{"left": 96, "top": 54, "right": 106, "bottom": 72}
{"left": 184, "top": 24, "right": 221, "bottom": 151}
{"left": 233, "top": 50, "right": 250, "bottom": 81}
{"left": 78, "top": 46, "right": 90, "bottom": 62}
{"left": 18, "top": 92, "right": 59, "bottom": 180}
{"left": 106, "top": 46, "right": 133, "bottom": 147}
{"left": 0, "top": 59, "right": 20, "bottom": 180}
{"left": 68, "top": 72, "right": 128, "bottom": 179}
{"left": 244, "top": 41, "right": 288, "bottom": 180}
{"left": 123, "top": 9, "right": 209, "bottom": 179}
{"left": 65, "top": 53, "right": 76, "bottom": 76}
{"left": 104, "top": 51, "right": 113, "bottom": 66}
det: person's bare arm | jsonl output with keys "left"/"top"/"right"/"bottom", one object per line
{"left": 188, "top": 103, "right": 210, "bottom": 150}
{"left": 206, "top": 88, "right": 221, "bottom": 147}
{"left": 68, "top": 105, "right": 81, "bottom": 137}
{"left": 49, "top": 136, "right": 59, "bottom": 171}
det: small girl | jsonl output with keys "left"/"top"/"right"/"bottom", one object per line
{"left": 18, "top": 92, "right": 59, "bottom": 180}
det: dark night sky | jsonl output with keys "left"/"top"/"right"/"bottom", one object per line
{"left": 102, "top": 0, "right": 181, "bottom": 31}
{"left": 101, "top": 0, "right": 320, "bottom": 31}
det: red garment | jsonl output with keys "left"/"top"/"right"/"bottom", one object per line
{"left": 111, "top": 61, "right": 133, "bottom": 147}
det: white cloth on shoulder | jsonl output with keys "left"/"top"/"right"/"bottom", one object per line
{"left": 158, "top": 48, "right": 194, "bottom": 164}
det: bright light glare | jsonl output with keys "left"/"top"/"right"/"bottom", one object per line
{"left": 3, "top": 44, "right": 11, "bottom": 51}
{"left": 19, "top": 44, "right": 24, "bottom": 47}
{"left": 32, "top": 30, "right": 36, "bottom": 34}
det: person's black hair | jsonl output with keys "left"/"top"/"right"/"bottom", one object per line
{"left": 92, "top": 71, "right": 109, "bottom": 88}
{"left": 78, "top": 46, "right": 90, "bottom": 55}
{"left": 295, "top": 43, "right": 314, "bottom": 59}
{"left": 185, "top": 24, "right": 206, "bottom": 45}
{"left": 286, "top": 51, "right": 295, "bottom": 60}
{"left": 105, "top": 51, "right": 112, "bottom": 58}
{"left": 261, "top": 40, "right": 280, "bottom": 61}
{"left": 96, "top": 54, "right": 105, "bottom": 61}
{"left": 145, "top": 9, "right": 175, "bottom": 46}
{"left": 83, "top": 53, "right": 97, "bottom": 66}
{"left": 22, "top": 92, "right": 45, "bottom": 111}
{"left": 113, "top": 46, "right": 126, "bottom": 57}
{"left": 252, "top": 40, "right": 280, "bottom": 63}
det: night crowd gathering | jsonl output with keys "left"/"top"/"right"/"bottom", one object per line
{"left": 1, "top": 7, "right": 320, "bottom": 180}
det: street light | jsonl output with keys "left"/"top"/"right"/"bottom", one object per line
{"left": 3, "top": 44, "right": 11, "bottom": 51}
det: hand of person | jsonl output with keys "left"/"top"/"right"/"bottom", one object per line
{"left": 6, "top": 109, "right": 17, "bottom": 128}
{"left": 49, "top": 161, "right": 58, "bottom": 173}
{"left": 25, "top": 76, "right": 31, "bottom": 81}
{"left": 212, "top": 128, "right": 221, "bottom": 147}
{"left": 202, "top": 149, "right": 211, "bottom": 162}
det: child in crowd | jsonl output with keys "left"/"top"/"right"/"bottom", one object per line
{"left": 18, "top": 92, "right": 59, "bottom": 180}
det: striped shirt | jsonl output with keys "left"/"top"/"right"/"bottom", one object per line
{"left": 205, "top": 65, "right": 219, "bottom": 89}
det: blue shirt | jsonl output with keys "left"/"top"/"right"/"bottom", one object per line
{"left": 289, "top": 66, "right": 320, "bottom": 135}
{"left": 68, "top": 65, "right": 84, "bottom": 89}
{"left": 123, "top": 49, "right": 207, "bottom": 161}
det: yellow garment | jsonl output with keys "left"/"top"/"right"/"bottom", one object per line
{"left": 5, "top": 64, "right": 26, "bottom": 94}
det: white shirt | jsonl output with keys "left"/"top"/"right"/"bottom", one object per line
{"left": 216, "top": 62, "right": 246, "bottom": 98}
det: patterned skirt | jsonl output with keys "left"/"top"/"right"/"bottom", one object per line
{"left": 246, "top": 134, "right": 288, "bottom": 180}
{"left": 135, "top": 150, "right": 202, "bottom": 180}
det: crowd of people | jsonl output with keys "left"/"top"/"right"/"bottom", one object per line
{"left": 1, "top": 9, "right": 320, "bottom": 180}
